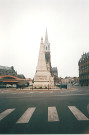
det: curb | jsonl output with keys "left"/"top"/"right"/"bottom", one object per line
{"left": 9, "top": 88, "right": 75, "bottom": 92}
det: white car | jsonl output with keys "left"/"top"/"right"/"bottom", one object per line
{"left": 6, "top": 84, "right": 12, "bottom": 88}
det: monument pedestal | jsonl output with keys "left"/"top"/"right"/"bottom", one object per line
{"left": 33, "top": 72, "right": 54, "bottom": 88}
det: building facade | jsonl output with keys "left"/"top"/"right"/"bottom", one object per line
{"left": 0, "top": 75, "right": 28, "bottom": 88}
{"left": 52, "top": 67, "right": 58, "bottom": 77}
{"left": 78, "top": 52, "right": 89, "bottom": 86}
{"left": 51, "top": 67, "right": 59, "bottom": 84}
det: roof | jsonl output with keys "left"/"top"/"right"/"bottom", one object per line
{"left": 52, "top": 67, "right": 58, "bottom": 71}
{"left": 3, "top": 81, "right": 18, "bottom": 82}
{"left": 17, "top": 74, "right": 25, "bottom": 79}
{"left": 79, "top": 52, "right": 89, "bottom": 62}
{"left": 0, "top": 66, "right": 12, "bottom": 70}
{"left": 0, "top": 75, "right": 24, "bottom": 80}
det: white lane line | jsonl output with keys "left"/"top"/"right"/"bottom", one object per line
{"left": 16, "top": 107, "right": 36, "bottom": 123}
{"left": 68, "top": 106, "right": 89, "bottom": 120}
{"left": 48, "top": 107, "right": 59, "bottom": 122}
{"left": 0, "top": 108, "right": 15, "bottom": 121}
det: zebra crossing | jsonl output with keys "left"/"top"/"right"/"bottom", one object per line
{"left": 0, "top": 106, "right": 89, "bottom": 124}
{"left": 0, "top": 108, "right": 15, "bottom": 121}
{"left": 16, "top": 107, "right": 36, "bottom": 123}
{"left": 68, "top": 106, "right": 89, "bottom": 120}
{"left": 48, "top": 107, "right": 59, "bottom": 122}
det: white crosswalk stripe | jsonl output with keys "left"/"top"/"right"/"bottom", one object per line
{"left": 0, "top": 108, "right": 15, "bottom": 121}
{"left": 0, "top": 106, "right": 89, "bottom": 123}
{"left": 48, "top": 107, "right": 59, "bottom": 122}
{"left": 68, "top": 106, "right": 89, "bottom": 120}
{"left": 16, "top": 107, "right": 36, "bottom": 123}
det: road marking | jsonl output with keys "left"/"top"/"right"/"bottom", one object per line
{"left": 16, "top": 107, "right": 36, "bottom": 123}
{"left": 39, "top": 92, "right": 44, "bottom": 93}
{"left": 48, "top": 107, "right": 59, "bottom": 122}
{"left": 54, "top": 93, "right": 89, "bottom": 97}
{"left": 68, "top": 106, "right": 89, "bottom": 120}
{"left": 49, "top": 91, "right": 53, "bottom": 93}
{"left": 0, "top": 108, "right": 15, "bottom": 121}
{"left": 30, "top": 92, "right": 34, "bottom": 93}
{"left": 87, "top": 104, "right": 89, "bottom": 114}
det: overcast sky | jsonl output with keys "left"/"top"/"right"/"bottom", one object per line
{"left": 0, "top": 0, "right": 89, "bottom": 78}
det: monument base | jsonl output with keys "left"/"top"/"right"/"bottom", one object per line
{"left": 33, "top": 81, "right": 54, "bottom": 89}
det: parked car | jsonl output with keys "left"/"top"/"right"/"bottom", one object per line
{"left": 56, "top": 83, "right": 67, "bottom": 89}
{"left": 6, "top": 84, "right": 12, "bottom": 88}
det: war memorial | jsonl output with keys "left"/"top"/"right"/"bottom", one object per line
{"left": 33, "top": 30, "right": 54, "bottom": 89}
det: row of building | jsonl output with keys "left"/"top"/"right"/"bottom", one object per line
{"left": 0, "top": 66, "right": 30, "bottom": 88}
{"left": 0, "top": 65, "right": 79, "bottom": 85}
{"left": 0, "top": 30, "right": 89, "bottom": 86}
{"left": 0, "top": 66, "right": 25, "bottom": 79}
{"left": 59, "top": 77, "right": 79, "bottom": 85}
{"left": 0, "top": 52, "right": 89, "bottom": 86}
{"left": 1, "top": 51, "right": 89, "bottom": 87}
{"left": 59, "top": 52, "right": 89, "bottom": 86}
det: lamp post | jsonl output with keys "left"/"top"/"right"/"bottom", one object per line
{"left": 48, "top": 84, "right": 49, "bottom": 90}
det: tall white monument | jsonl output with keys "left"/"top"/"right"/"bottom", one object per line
{"left": 33, "top": 37, "right": 54, "bottom": 88}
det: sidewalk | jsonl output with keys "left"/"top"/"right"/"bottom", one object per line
{"left": 0, "top": 86, "right": 76, "bottom": 92}
{"left": 15, "top": 87, "right": 75, "bottom": 92}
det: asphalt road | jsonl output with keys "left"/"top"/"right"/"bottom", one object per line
{"left": 0, "top": 86, "right": 89, "bottom": 134}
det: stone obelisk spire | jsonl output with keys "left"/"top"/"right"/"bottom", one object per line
{"left": 36, "top": 37, "right": 47, "bottom": 71}
{"left": 33, "top": 37, "right": 54, "bottom": 89}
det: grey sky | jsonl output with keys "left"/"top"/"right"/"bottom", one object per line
{"left": 0, "top": 0, "right": 89, "bottom": 78}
